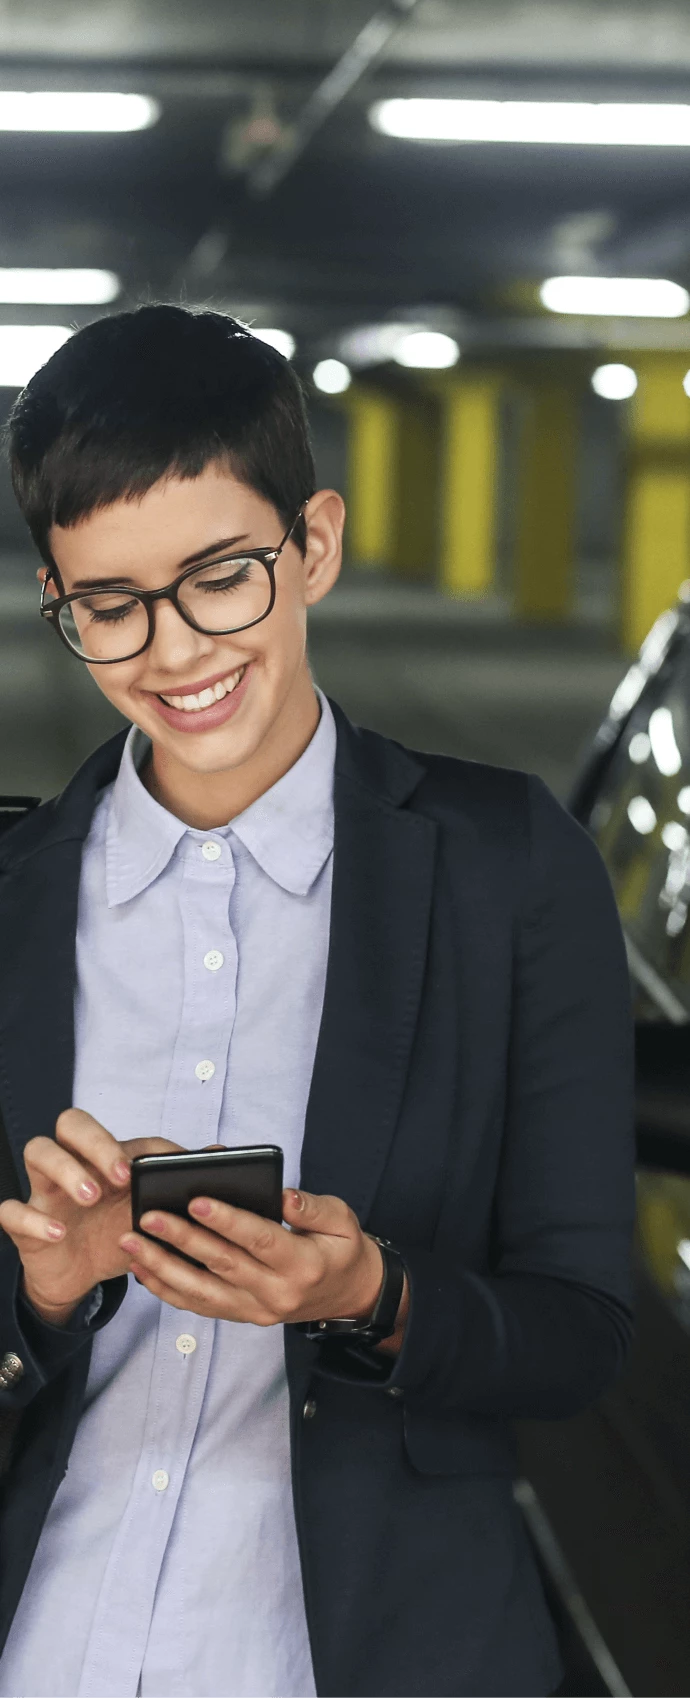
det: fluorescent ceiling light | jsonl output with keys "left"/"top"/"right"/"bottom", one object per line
{"left": 678, "top": 786, "right": 690, "bottom": 814}
{"left": 252, "top": 327, "right": 295, "bottom": 359}
{"left": 394, "top": 330, "right": 459, "bottom": 369}
{"left": 371, "top": 98, "right": 690, "bottom": 147}
{"left": 339, "top": 323, "right": 415, "bottom": 367}
{"left": 313, "top": 358, "right": 351, "bottom": 394}
{"left": 541, "top": 276, "right": 689, "bottom": 317}
{"left": 0, "top": 92, "right": 159, "bottom": 132}
{"left": 628, "top": 731, "right": 650, "bottom": 763}
{"left": 649, "top": 706, "right": 683, "bottom": 776}
{"left": 662, "top": 821, "right": 688, "bottom": 853}
{"left": 627, "top": 795, "right": 657, "bottom": 835}
{"left": 0, "top": 268, "right": 120, "bottom": 304}
{"left": 0, "top": 324, "right": 72, "bottom": 386}
{"left": 591, "top": 362, "right": 637, "bottom": 400}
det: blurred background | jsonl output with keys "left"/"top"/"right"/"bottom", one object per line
{"left": 6, "top": 3, "right": 690, "bottom": 1694}
{"left": 4, "top": 0, "right": 690, "bottom": 802}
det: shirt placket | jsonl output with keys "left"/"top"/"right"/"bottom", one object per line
{"left": 78, "top": 833, "right": 239, "bottom": 1697}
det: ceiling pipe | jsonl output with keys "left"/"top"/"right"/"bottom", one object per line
{"left": 247, "top": 0, "right": 421, "bottom": 198}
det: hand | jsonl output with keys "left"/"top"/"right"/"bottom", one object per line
{"left": 0, "top": 1108, "right": 182, "bottom": 1326}
{"left": 119, "top": 1188, "right": 395, "bottom": 1335}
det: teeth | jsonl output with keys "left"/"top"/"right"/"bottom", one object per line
{"left": 160, "top": 665, "right": 246, "bottom": 712}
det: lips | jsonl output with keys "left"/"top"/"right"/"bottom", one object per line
{"left": 148, "top": 661, "right": 253, "bottom": 733}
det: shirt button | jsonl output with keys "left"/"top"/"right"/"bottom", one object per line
{"left": 201, "top": 840, "right": 222, "bottom": 862}
{"left": 203, "top": 949, "right": 224, "bottom": 972}
{"left": 195, "top": 1059, "right": 215, "bottom": 1082}
{"left": 152, "top": 1469, "right": 169, "bottom": 1492}
{"left": 176, "top": 1333, "right": 197, "bottom": 1355}
{"left": 302, "top": 1397, "right": 317, "bottom": 1421}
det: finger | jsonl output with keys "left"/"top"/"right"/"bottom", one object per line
{"left": 121, "top": 1231, "right": 271, "bottom": 1321}
{"left": 0, "top": 1198, "right": 67, "bottom": 1245}
{"left": 185, "top": 1197, "right": 292, "bottom": 1269}
{"left": 56, "top": 1108, "right": 130, "bottom": 1187}
{"left": 134, "top": 1210, "right": 263, "bottom": 1281}
{"left": 126, "top": 1260, "right": 274, "bottom": 1324}
{"left": 282, "top": 1189, "right": 356, "bottom": 1239}
{"left": 23, "top": 1136, "right": 103, "bottom": 1208}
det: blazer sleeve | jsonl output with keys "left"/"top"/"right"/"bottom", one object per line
{"left": 314, "top": 774, "right": 636, "bottom": 1419}
{"left": 0, "top": 1237, "right": 127, "bottom": 1412}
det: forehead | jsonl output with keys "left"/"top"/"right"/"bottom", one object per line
{"left": 49, "top": 466, "right": 275, "bottom": 587}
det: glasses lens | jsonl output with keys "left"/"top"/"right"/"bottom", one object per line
{"left": 179, "top": 556, "right": 271, "bottom": 633}
{"left": 58, "top": 590, "right": 149, "bottom": 661}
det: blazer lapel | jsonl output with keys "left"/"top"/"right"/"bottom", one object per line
{"left": 300, "top": 705, "right": 437, "bottom": 1225}
{"left": 0, "top": 731, "right": 127, "bottom": 1193}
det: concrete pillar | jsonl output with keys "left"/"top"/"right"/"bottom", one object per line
{"left": 345, "top": 388, "right": 399, "bottom": 570}
{"left": 438, "top": 375, "right": 501, "bottom": 597}
{"left": 514, "top": 379, "right": 579, "bottom": 621}
{"left": 391, "top": 394, "right": 439, "bottom": 581}
{"left": 622, "top": 355, "right": 690, "bottom": 652}
{"left": 345, "top": 385, "right": 438, "bottom": 580}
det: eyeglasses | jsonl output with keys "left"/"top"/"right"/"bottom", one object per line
{"left": 39, "top": 508, "right": 305, "bottom": 664}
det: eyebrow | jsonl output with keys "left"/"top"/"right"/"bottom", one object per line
{"left": 68, "top": 533, "right": 252, "bottom": 591}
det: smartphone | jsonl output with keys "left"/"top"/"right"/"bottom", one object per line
{"left": 130, "top": 1145, "right": 284, "bottom": 1261}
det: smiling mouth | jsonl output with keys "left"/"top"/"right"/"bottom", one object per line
{"left": 157, "top": 664, "right": 247, "bottom": 713}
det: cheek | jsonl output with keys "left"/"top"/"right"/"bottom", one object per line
{"left": 86, "top": 660, "right": 146, "bottom": 708}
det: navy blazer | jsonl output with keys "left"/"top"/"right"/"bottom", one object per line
{"left": 0, "top": 700, "right": 635, "bottom": 1696}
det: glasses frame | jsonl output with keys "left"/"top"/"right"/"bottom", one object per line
{"left": 39, "top": 506, "right": 305, "bottom": 664}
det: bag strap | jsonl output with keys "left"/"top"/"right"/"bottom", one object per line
{"left": 0, "top": 796, "right": 39, "bottom": 1205}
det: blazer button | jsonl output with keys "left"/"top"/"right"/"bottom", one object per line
{"left": 0, "top": 1351, "right": 24, "bottom": 1387}
{"left": 302, "top": 1396, "right": 317, "bottom": 1421}
{"left": 386, "top": 1386, "right": 403, "bottom": 1399}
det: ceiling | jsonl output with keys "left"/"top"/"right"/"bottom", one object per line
{"left": 1, "top": 1, "right": 690, "bottom": 364}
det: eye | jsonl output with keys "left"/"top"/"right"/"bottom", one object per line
{"left": 192, "top": 557, "right": 257, "bottom": 593}
{"left": 77, "top": 593, "right": 140, "bottom": 623}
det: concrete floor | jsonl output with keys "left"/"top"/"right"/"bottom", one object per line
{"left": 0, "top": 557, "right": 626, "bottom": 805}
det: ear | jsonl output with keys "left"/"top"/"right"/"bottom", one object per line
{"left": 301, "top": 489, "right": 345, "bottom": 608}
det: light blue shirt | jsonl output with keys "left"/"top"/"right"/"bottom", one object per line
{"left": 0, "top": 692, "right": 336, "bottom": 1698}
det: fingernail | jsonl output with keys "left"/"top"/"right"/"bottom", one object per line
{"left": 291, "top": 1190, "right": 305, "bottom": 1212}
{"left": 113, "top": 1161, "right": 130, "bottom": 1184}
{"left": 189, "top": 1197, "right": 212, "bottom": 1218}
{"left": 47, "top": 1221, "right": 65, "bottom": 1240}
{"left": 141, "top": 1214, "right": 165, "bottom": 1233}
{"left": 78, "top": 1180, "right": 99, "bottom": 1201}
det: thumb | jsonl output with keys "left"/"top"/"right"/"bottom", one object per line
{"left": 282, "top": 1188, "right": 355, "bottom": 1238}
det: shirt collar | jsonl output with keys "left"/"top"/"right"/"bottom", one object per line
{"left": 105, "top": 689, "right": 336, "bottom": 907}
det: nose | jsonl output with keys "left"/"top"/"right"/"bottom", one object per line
{"left": 146, "top": 596, "right": 216, "bottom": 675}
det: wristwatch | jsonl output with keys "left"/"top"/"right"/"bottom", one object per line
{"left": 303, "top": 1235, "right": 406, "bottom": 1345}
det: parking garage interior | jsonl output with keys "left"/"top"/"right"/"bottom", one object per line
{"left": 4, "top": 3, "right": 690, "bottom": 1694}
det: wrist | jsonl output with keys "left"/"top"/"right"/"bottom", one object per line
{"left": 350, "top": 1236, "right": 385, "bottom": 1321}
{"left": 21, "top": 1279, "right": 83, "bottom": 1329}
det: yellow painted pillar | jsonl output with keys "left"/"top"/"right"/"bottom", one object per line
{"left": 391, "top": 394, "right": 439, "bottom": 581}
{"left": 345, "top": 385, "right": 439, "bottom": 579}
{"left": 437, "top": 375, "right": 501, "bottom": 596}
{"left": 514, "top": 379, "right": 579, "bottom": 621}
{"left": 622, "top": 355, "right": 690, "bottom": 652}
{"left": 345, "top": 387, "right": 400, "bottom": 569}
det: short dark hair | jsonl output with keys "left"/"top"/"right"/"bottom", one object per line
{"left": 8, "top": 304, "right": 316, "bottom": 564}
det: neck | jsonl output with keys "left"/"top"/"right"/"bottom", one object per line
{"left": 142, "top": 675, "right": 322, "bottom": 829}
